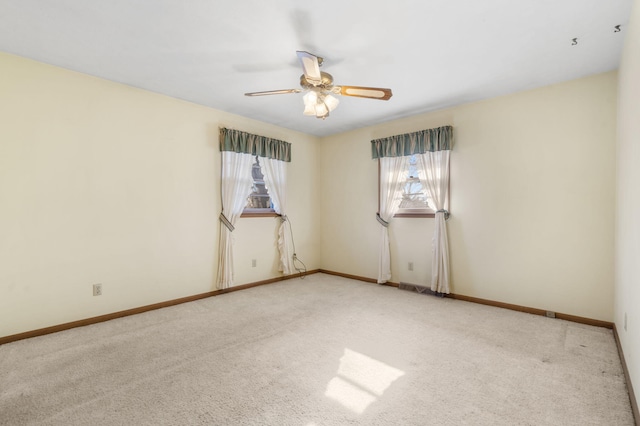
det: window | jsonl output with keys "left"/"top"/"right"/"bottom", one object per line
{"left": 242, "top": 156, "right": 276, "bottom": 217}
{"left": 396, "top": 154, "right": 435, "bottom": 216}
{"left": 380, "top": 154, "right": 449, "bottom": 218}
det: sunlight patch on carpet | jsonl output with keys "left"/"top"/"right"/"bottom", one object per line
{"left": 324, "top": 348, "right": 405, "bottom": 414}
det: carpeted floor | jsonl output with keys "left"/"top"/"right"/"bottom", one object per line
{"left": 0, "top": 273, "right": 634, "bottom": 425}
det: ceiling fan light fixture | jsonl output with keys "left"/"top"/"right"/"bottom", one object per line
{"left": 302, "top": 90, "right": 339, "bottom": 119}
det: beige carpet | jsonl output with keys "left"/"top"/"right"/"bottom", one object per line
{"left": 0, "top": 273, "right": 634, "bottom": 425}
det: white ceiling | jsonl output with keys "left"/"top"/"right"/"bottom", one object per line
{"left": 0, "top": 0, "right": 633, "bottom": 137}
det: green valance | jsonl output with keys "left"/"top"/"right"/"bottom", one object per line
{"left": 371, "top": 125, "right": 453, "bottom": 159}
{"left": 220, "top": 127, "right": 291, "bottom": 162}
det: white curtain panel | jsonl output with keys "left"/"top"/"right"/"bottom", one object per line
{"left": 418, "top": 150, "right": 451, "bottom": 293}
{"left": 378, "top": 156, "right": 409, "bottom": 283}
{"left": 261, "top": 157, "right": 293, "bottom": 275}
{"left": 216, "top": 151, "right": 255, "bottom": 289}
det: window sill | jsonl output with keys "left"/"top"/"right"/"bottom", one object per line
{"left": 394, "top": 213, "right": 435, "bottom": 218}
{"left": 241, "top": 209, "right": 279, "bottom": 218}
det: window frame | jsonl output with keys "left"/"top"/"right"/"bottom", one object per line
{"left": 377, "top": 156, "right": 450, "bottom": 219}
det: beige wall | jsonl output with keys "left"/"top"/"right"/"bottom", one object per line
{"left": 615, "top": 0, "right": 640, "bottom": 411}
{"left": 0, "top": 50, "right": 619, "bottom": 339}
{"left": 320, "top": 72, "right": 617, "bottom": 322}
{"left": 0, "top": 52, "right": 321, "bottom": 337}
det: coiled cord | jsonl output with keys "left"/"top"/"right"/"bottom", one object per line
{"left": 283, "top": 216, "right": 307, "bottom": 279}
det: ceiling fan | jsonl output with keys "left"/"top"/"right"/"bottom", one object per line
{"left": 244, "top": 51, "right": 393, "bottom": 120}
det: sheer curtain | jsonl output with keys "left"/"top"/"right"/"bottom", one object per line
{"left": 377, "top": 156, "right": 409, "bottom": 283}
{"left": 418, "top": 150, "right": 451, "bottom": 293}
{"left": 217, "top": 127, "right": 292, "bottom": 289}
{"left": 372, "top": 126, "right": 453, "bottom": 289}
{"left": 216, "top": 151, "right": 254, "bottom": 289}
{"left": 261, "top": 157, "right": 293, "bottom": 275}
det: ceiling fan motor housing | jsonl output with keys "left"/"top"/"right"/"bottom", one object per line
{"left": 300, "top": 72, "right": 334, "bottom": 90}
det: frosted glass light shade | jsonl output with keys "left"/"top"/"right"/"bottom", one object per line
{"left": 303, "top": 102, "right": 316, "bottom": 116}
{"left": 324, "top": 94, "right": 339, "bottom": 111}
{"left": 303, "top": 91, "right": 318, "bottom": 105}
{"left": 315, "top": 102, "right": 329, "bottom": 117}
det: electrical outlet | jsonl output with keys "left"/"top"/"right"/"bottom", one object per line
{"left": 624, "top": 312, "right": 627, "bottom": 331}
{"left": 408, "top": 262, "right": 414, "bottom": 271}
{"left": 545, "top": 311, "right": 556, "bottom": 318}
{"left": 93, "top": 283, "right": 102, "bottom": 296}
{"left": 252, "top": 259, "right": 257, "bottom": 267}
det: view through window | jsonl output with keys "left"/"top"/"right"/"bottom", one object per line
{"left": 244, "top": 156, "right": 274, "bottom": 214}
{"left": 396, "top": 154, "right": 435, "bottom": 215}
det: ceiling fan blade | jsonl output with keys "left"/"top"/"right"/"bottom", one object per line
{"left": 244, "top": 89, "right": 302, "bottom": 97}
{"left": 296, "top": 51, "right": 322, "bottom": 85}
{"left": 337, "top": 86, "right": 393, "bottom": 100}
